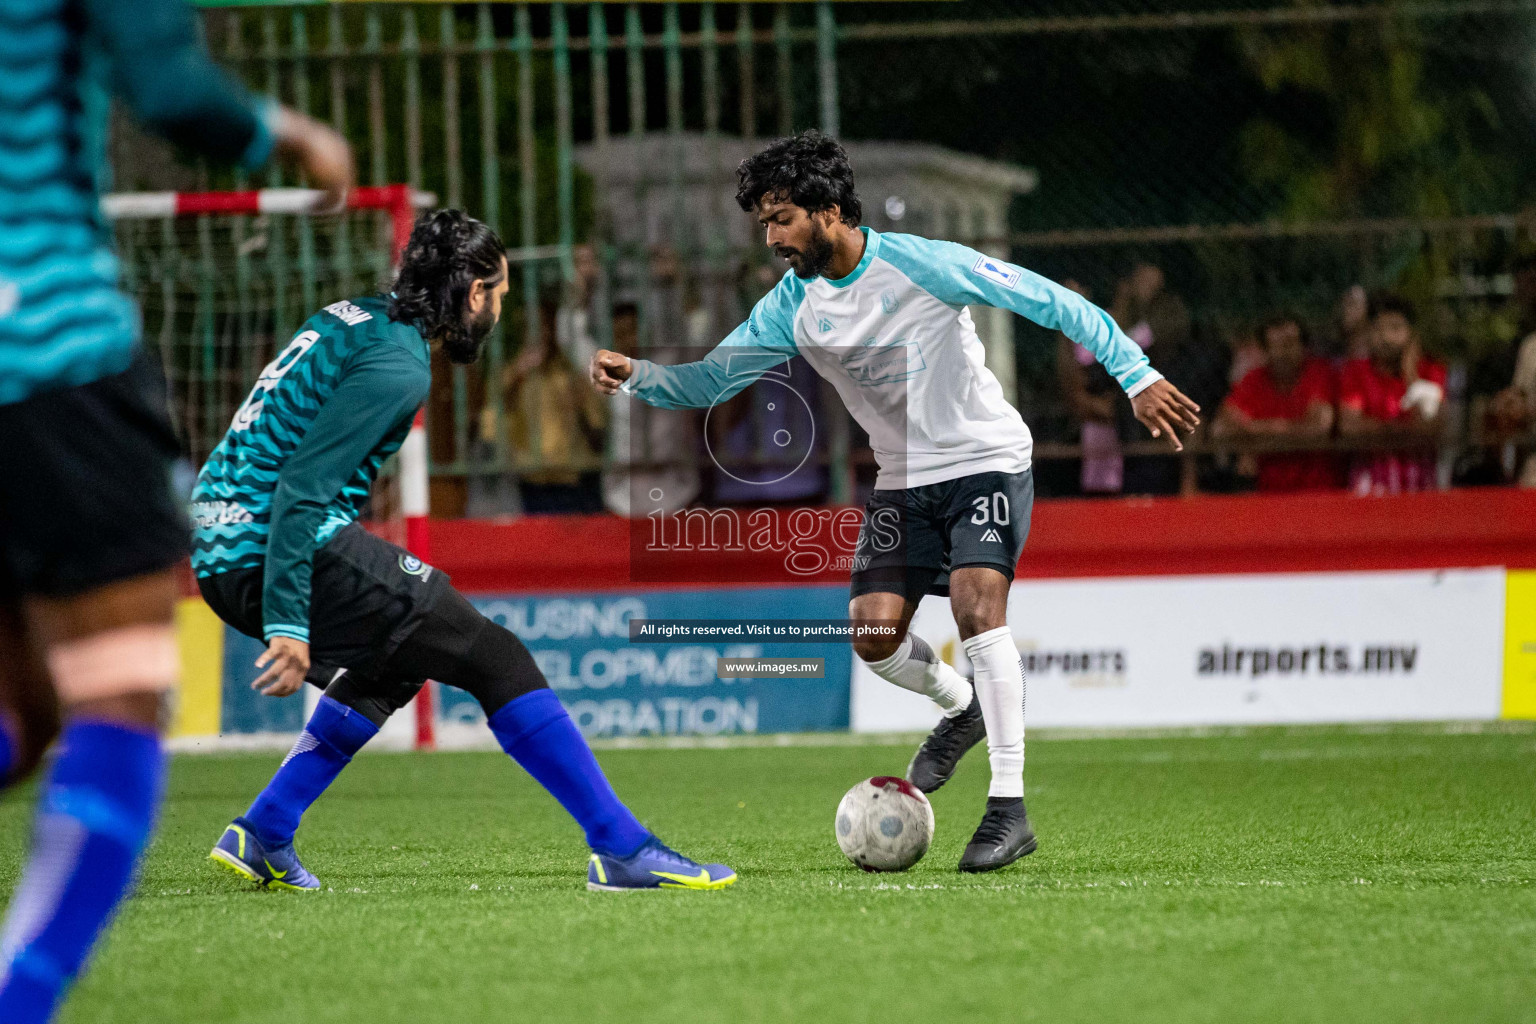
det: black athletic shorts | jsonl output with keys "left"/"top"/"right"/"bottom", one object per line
{"left": 198, "top": 522, "right": 452, "bottom": 689}
{"left": 0, "top": 356, "right": 187, "bottom": 600}
{"left": 849, "top": 469, "right": 1034, "bottom": 601}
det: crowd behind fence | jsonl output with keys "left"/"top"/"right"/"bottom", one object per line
{"left": 114, "top": 0, "right": 1536, "bottom": 514}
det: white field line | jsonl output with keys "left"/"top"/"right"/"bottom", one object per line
{"left": 163, "top": 718, "right": 1536, "bottom": 757}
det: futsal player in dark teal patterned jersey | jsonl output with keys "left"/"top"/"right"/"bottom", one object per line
{"left": 0, "top": 0, "right": 354, "bottom": 1019}
{"left": 202, "top": 210, "right": 735, "bottom": 896}
{"left": 191, "top": 295, "right": 431, "bottom": 645}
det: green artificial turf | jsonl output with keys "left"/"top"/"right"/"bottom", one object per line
{"left": 2, "top": 723, "right": 1534, "bottom": 1023}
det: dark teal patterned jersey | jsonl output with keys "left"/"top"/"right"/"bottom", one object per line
{"left": 190, "top": 295, "right": 431, "bottom": 643}
{"left": 0, "top": 0, "right": 271, "bottom": 405}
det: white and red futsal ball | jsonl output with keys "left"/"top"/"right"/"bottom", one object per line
{"left": 834, "top": 776, "right": 935, "bottom": 872}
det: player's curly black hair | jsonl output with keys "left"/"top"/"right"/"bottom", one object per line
{"left": 388, "top": 210, "right": 505, "bottom": 355}
{"left": 734, "top": 130, "right": 862, "bottom": 226}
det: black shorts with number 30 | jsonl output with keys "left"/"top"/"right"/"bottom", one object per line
{"left": 849, "top": 469, "right": 1034, "bottom": 600}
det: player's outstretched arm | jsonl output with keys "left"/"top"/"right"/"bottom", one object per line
{"left": 879, "top": 235, "right": 1200, "bottom": 446}
{"left": 589, "top": 338, "right": 795, "bottom": 409}
{"left": 878, "top": 235, "right": 1165, "bottom": 392}
{"left": 590, "top": 275, "right": 802, "bottom": 409}
{"left": 85, "top": 0, "right": 355, "bottom": 203}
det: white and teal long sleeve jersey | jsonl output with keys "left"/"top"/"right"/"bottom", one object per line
{"left": 620, "top": 227, "right": 1163, "bottom": 489}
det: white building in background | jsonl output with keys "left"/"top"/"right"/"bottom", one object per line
{"left": 574, "top": 134, "right": 1038, "bottom": 402}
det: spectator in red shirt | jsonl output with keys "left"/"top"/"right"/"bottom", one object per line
{"left": 1338, "top": 293, "right": 1447, "bottom": 494}
{"left": 1215, "top": 314, "right": 1343, "bottom": 492}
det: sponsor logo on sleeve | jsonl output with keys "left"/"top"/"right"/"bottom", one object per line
{"left": 971, "top": 255, "right": 1022, "bottom": 290}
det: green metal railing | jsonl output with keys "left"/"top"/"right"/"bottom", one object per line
{"left": 173, "top": 2, "right": 848, "bottom": 507}
{"left": 113, "top": 1, "right": 1536, "bottom": 504}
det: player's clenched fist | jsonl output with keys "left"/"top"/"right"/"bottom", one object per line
{"left": 1131, "top": 378, "right": 1202, "bottom": 451}
{"left": 589, "top": 349, "right": 633, "bottom": 395}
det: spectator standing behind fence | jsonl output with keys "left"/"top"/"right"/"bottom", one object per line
{"left": 1214, "top": 314, "right": 1343, "bottom": 492}
{"left": 1338, "top": 293, "right": 1447, "bottom": 495}
{"left": 1478, "top": 255, "right": 1536, "bottom": 486}
{"left": 1334, "top": 284, "right": 1373, "bottom": 359}
{"left": 601, "top": 302, "right": 702, "bottom": 517}
{"left": 708, "top": 260, "right": 828, "bottom": 505}
{"left": 1055, "top": 279, "right": 1126, "bottom": 495}
{"left": 555, "top": 243, "right": 602, "bottom": 369}
{"left": 505, "top": 301, "right": 607, "bottom": 514}
{"left": 1110, "top": 262, "right": 1227, "bottom": 495}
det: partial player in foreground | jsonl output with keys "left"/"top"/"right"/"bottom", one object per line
{"left": 0, "top": 0, "right": 353, "bottom": 1019}
{"left": 196, "top": 210, "right": 734, "bottom": 894}
{"left": 591, "top": 132, "right": 1200, "bottom": 872}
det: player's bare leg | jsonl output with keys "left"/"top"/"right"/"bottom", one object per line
{"left": 0, "top": 603, "right": 62, "bottom": 789}
{"left": 0, "top": 571, "right": 175, "bottom": 1023}
{"left": 947, "top": 566, "right": 1034, "bottom": 872}
{"left": 848, "top": 590, "right": 918, "bottom": 663}
{"left": 850, "top": 588, "right": 982, "bottom": 767}
{"left": 850, "top": 589, "right": 986, "bottom": 793}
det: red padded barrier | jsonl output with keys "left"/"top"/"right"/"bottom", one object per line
{"left": 428, "top": 490, "right": 1536, "bottom": 594}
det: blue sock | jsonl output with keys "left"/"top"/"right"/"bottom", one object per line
{"left": 243, "top": 696, "right": 377, "bottom": 848}
{"left": 0, "top": 720, "right": 165, "bottom": 1024}
{"left": 487, "top": 689, "right": 650, "bottom": 857}
{"left": 0, "top": 716, "right": 14, "bottom": 790}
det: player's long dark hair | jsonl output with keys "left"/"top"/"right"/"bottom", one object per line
{"left": 735, "top": 130, "right": 862, "bottom": 226}
{"left": 388, "top": 210, "right": 505, "bottom": 351}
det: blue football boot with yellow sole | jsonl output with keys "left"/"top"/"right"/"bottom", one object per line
{"left": 209, "top": 818, "right": 321, "bottom": 891}
{"left": 587, "top": 837, "right": 737, "bottom": 891}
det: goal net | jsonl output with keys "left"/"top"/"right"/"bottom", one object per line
{"left": 105, "top": 185, "right": 426, "bottom": 467}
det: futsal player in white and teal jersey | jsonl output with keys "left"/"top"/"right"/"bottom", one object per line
{"left": 592, "top": 131, "right": 1202, "bottom": 872}
{"left": 0, "top": 0, "right": 352, "bottom": 1019}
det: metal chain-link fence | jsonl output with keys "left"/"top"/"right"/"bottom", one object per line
{"left": 111, "top": 1, "right": 1536, "bottom": 505}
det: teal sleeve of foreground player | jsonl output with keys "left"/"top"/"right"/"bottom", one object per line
{"left": 83, "top": 0, "right": 272, "bottom": 167}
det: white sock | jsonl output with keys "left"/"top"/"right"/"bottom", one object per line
{"left": 865, "top": 634, "right": 974, "bottom": 716}
{"left": 961, "top": 626, "right": 1025, "bottom": 799}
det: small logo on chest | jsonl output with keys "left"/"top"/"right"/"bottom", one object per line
{"left": 846, "top": 339, "right": 926, "bottom": 386}
{"left": 880, "top": 290, "right": 900, "bottom": 314}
